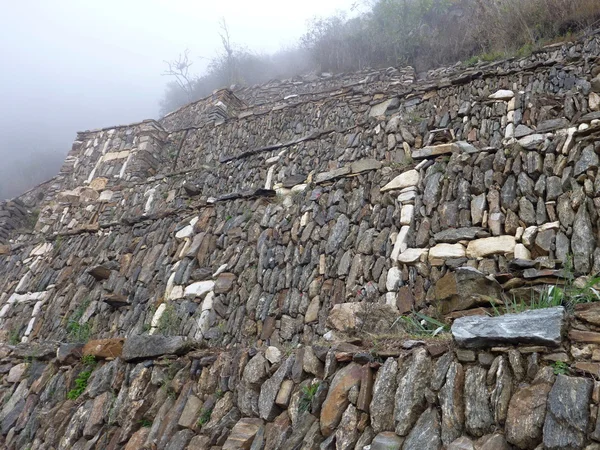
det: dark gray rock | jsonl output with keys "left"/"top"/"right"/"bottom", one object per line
{"left": 464, "top": 367, "right": 493, "bottom": 437}
{"left": 452, "top": 307, "right": 565, "bottom": 348}
{"left": 122, "top": 335, "right": 190, "bottom": 361}
{"left": 440, "top": 361, "right": 464, "bottom": 445}
{"left": 394, "top": 348, "right": 431, "bottom": 436}
{"left": 572, "top": 203, "right": 596, "bottom": 274}
{"left": 536, "top": 118, "right": 568, "bottom": 133}
{"left": 370, "top": 357, "right": 398, "bottom": 433}
{"left": 574, "top": 145, "right": 599, "bottom": 176}
{"left": 403, "top": 408, "right": 442, "bottom": 450}
{"left": 433, "top": 227, "right": 486, "bottom": 244}
{"left": 258, "top": 356, "right": 294, "bottom": 420}
{"left": 543, "top": 375, "right": 592, "bottom": 450}
{"left": 325, "top": 214, "right": 350, "bottom": 254}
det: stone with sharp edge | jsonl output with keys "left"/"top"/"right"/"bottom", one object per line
{"left": 452, "top": 307, "right": 565, "bottom": 348}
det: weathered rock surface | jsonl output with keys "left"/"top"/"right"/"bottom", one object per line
{"left": 452, "top": 307, "right": 565, "bottom": 348}
{"left": 543, "top": 375, "right": 592, "bottom": 450}
{"left": 122, "top": 335, "right": 189, "bottom": 361}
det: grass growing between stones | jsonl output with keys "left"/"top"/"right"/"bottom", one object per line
{"left": 299, "top": 382, "right": 320, "bottom": 413}
{"left": 66, "top": 297, "right": 92, "bottom": 343}
{"left": 197, "top": 407, "right": 212, "bottom": 428}
{"left": 67, "top": 356, "right": 97, "bottom": 400}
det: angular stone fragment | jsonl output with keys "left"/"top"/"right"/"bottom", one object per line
{"left": 429, "top": 243, "right": 466, "bottom": 259}
{"left": 572, "top": 203, "right": 595, "bottom": 274}
{"left": 403, "top": 408, "right": 442, "bottom": 450}
{"left": 435, "top": 267, "right": 503, "bottom": 313}
{"left": 518, "top": 134, "right": 545, "bottom": 150}
{"left": 315, "top": 167, "right": 350, "bottom": 184}
{"left": 464, "top": 367, "right": 493, "bottom": 437}
{"left": 320, "top": 362, "right": 362, "bottom": 437}
{"left": 452, "top": 307, "right": 564, "bottom": 348}
{"left": 489, "top": 90, "right": 514, "bottom": 100}
{"left": 214, "top": 273, "right": 236, "bottom": 294}
{"left": 223, "top": 418, "right": 263, "bottom": 450}
{"left": 433, "top": 227, "right": 486, "bottom": 243}
{"left": 335, "top": 404, "right": 359, "bottom": 449}
{"left": 326, "top": 214, "right": 350, "bottom": 254}
{"left": 395, "top": 348, "right": 431, "bottom": 436}
{"left": 184, "top": 280, "right": 214, "bottom": 298}
{"left": 259, "top": 356, "right": 294, "bottom": 421}
{"left": 440, "top": 361, "right": 465, "bottom": 445}
{"left": 543, "top": 375, "right": 592, "bottom": 450}
{"left": 412, "top": 142, "right": 456, "bottom": 159}
{"left": 370, "top": 432, "right": 403, "bottom": 450}
{"left": 351, "top": 159, "right": 382, "bottom": 173}
{"left": 574, "top": 145, "right": 599, "bottom": 176}
{"left": 397, "top": 248, "right": 428, "bottom": 264}
{"left": 466, "top": 236, "right": 516, "bottom": 258}
{"left": 380, "top": 170, "right": 419, "bottom": 192}
{"left": 122, "top": 335, "right": 189, "bottom": 361}
{"left": 82, "top": 338, "right": 124, "bottom": 359}
{"left": 88, "top": 265, "right": 111, "bottom": 281}
{"left": 370, "top": 358, "right": 398, "bottom": 433}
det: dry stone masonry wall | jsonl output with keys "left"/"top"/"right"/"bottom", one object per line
{"left": 2, "top": 31, "right": 600, "bottom": 449}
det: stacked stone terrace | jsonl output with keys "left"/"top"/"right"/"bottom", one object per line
{"left": 1, "top": 31, "right": 600, "bottom": 449}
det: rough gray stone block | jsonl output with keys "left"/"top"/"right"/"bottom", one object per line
{"left": 452, "top": 307, "right": 565, "bottom": 348}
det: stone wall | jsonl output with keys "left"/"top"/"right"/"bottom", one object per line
{"left": 1, "top": 30, "right": 600, "bottom": 449}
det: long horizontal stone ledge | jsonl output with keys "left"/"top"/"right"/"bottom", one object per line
{"left": 452, "top": 307, "right": 565, "bottom": 349}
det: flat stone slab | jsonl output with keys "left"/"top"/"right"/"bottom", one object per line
{"left": 452, "top": 307, "right": 565, "bottom": 348}
{"left": 122, "top": 335, "right": 190, "bottom": 361}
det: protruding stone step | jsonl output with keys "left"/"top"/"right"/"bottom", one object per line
{"left": 122, "top": 335, "right": 190, "bottom": 361}
{"left": 452, "top": 307, "right": 565, "bottom": 348}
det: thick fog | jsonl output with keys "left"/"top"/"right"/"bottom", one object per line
{"left": 0, "top": 0, "right": 355, "bottom": 200}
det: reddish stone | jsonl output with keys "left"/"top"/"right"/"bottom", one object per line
{"left": 83, "top": 338, "right": 124, "bottom": 359}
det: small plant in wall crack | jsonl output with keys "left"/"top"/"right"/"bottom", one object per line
{"left": 197, "top": 407, "right": 213, "bottom": 427}
{"left": 299, "top": 382, "right": 320, "bottom": 413}
{"left": 552, "top": 360, "right": 569, "bottom": 375}
{"left": 66, "top": 354, "right": 97, "bottom": 400}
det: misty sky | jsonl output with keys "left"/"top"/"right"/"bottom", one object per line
{"left": 0, "top": 0, "right": 357, "bottom": 198}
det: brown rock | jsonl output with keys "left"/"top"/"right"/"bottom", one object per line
{"left": 178, "top": 395, "right": 202, "bottom": 429}
{"left": 573, "top": 362, "right": 600, "bottom": 377}
{"left": 215, "top": 273, "right": 236, "bottom": 294}
{"left": 83, "top": 392, "right": 113, "bottom": 438}
{"left": 435, "top": 268, "right": 503, "bottom": 314}
{"left": 223, "top": 418, "right": 264, "bottom": 450}
{"left": 575, "top": 303, "right": 600, "bottom": 326}
{"left": 505, "top": 383, "right": 551, "bottom": 449}
{"left": 320, "top": 362, "right": 363, "bottom": 436}
{"left": 357, "top": 365, "right": 374, "bottom": 413}
{"left": 83, "top": 338, "right": 124, "bottom": 359}
{"left": 123, "top": 427, "right": 150, "bottom": 450}
{"left": 569, "top": 330, "right": 600, "bottom": 344}
{"left": 88, "top": 265, "right": 111, "bottom": 280}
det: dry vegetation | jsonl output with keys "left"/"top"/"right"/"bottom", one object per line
{"left": 161, "top": 0, "right": 600, "bottom": 112}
